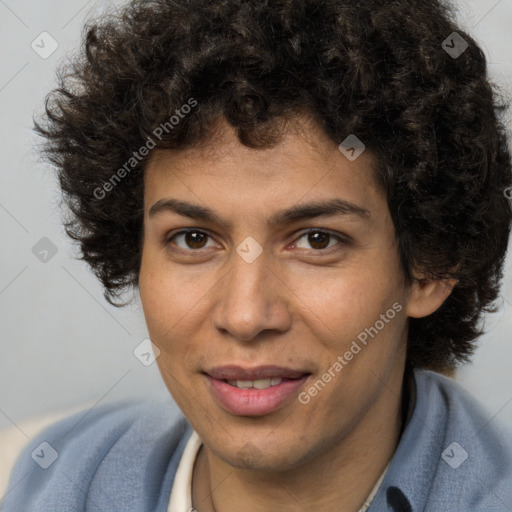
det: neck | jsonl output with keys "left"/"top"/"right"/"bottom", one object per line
{"left": 192, "top": 368, "right": 410, "bottom": 512}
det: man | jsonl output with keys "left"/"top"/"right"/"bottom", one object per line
{"left": 3, "top": 0, "right": 512, "bottom": 510}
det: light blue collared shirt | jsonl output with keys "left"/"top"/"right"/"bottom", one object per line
{"left": 1, "top": 369, "right": 511, "bottom": 511}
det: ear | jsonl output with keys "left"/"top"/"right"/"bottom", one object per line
{"left": 405, "top": 273, "right": 457, "bottom": 319}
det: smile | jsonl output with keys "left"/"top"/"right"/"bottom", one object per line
{"left": 204, "top": 365, "right": 311, "bottom": 416}
{"left": 226, "top": 377, "right": 284, "bottom": 389}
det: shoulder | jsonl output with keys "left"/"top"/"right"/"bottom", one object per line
{"left": 414, "top": 368, "right": 511, "bottom": 444}
{"left": 1, "top": 399, "right": 192, "bottom": 512}
{"left": 382, "top": 369, "right": 512, "bottom": 511}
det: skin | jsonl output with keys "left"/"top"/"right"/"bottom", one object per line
{"left": 138, "top": 116, "right": 453, "bottom": 512}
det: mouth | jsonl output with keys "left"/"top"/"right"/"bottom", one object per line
{"left": 203, "top": 365, "right": 312, "bottom": 416}
{"left": 225, "top": 376, "right": 289, "bottom": 389}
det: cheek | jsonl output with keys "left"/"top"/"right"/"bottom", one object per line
{"left": 138, "top": 259, "right": 196, "bottom": 398}
{"left": 138, "top": 249, "right": 179, "bottom": 341}
{"left": 138, "top": 250, "right": 211, "bottom": 358}
{"left": 288, "top": 262, "right": 402, "bottom": 341}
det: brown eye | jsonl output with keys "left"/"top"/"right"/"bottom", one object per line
{"left": 295, "top": 230, "right": 344, "bottom": 251}
{"left": 185, "top": 231, "right": 208, "bottom": 248}
{"left": 168, "top": 230, "right": 214, "bottom": 250}
{"left": 307, "top": 231, "right": 330, "bottom": 249}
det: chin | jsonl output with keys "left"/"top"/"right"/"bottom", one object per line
{"left": 212, "top": 437, "right": 311, "bottom": 473}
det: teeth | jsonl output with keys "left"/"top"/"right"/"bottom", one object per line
{"left": 236, "top": 380, "right": 254, "bottom": 389}
{"left": 227, "top": 377, "right": 284, "bottom": 389}
{"left": 253, "top": 378, "right": 272, "bottom": 389}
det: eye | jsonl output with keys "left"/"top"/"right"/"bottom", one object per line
{"left": 293, "top": 229, "right": 346, "bottom": 251}
{"left": 166, "top": 229, "right": 218, "bottom": 251}
{"left": 165, "top": 228, "right": 348, "bottom": 254}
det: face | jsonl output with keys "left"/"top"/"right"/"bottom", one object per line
{"left": 139, "top": 116, "right": 412, "bottom": 472}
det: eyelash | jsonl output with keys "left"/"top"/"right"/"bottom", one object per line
{"left": 164, "top": 228, "right": 349, "bottom": 255}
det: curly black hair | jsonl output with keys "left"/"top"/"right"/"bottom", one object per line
{"left": 34, "top": 0, "right": 512, "bottom": 371}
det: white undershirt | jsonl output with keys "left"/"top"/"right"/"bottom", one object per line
{"left": 167, "top": 430, "right": 390, "bottom": 512}
{"left": 168, "top": 430, "right": 202, "bottom": 512}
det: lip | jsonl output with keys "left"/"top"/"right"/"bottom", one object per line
{"left": 205, "top": 365, "right": 309, "bottom": 380}
{"left": 204, "top": 365, "right": 311, "bottom": 416}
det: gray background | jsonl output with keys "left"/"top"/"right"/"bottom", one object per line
{"left": 1, "top": 0, "right": 511, "bottom": 438}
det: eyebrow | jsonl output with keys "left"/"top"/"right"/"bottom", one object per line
{"left": 148, "top": 197, "right": 370, "bottom": 227}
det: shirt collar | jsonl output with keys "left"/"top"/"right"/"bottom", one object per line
{"left": 368, "top": 368, "right": 453, "bottom": 512}
{"left": 168, "top": 429, "right": 201, "bottom": 512}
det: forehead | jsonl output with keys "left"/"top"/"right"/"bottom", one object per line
{"left": 143, "top": 116, "right": 383, "bottom": 215}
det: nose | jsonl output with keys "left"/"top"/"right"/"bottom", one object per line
{"left": 210, "top": 248, "right": 292, "bottom": 342}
